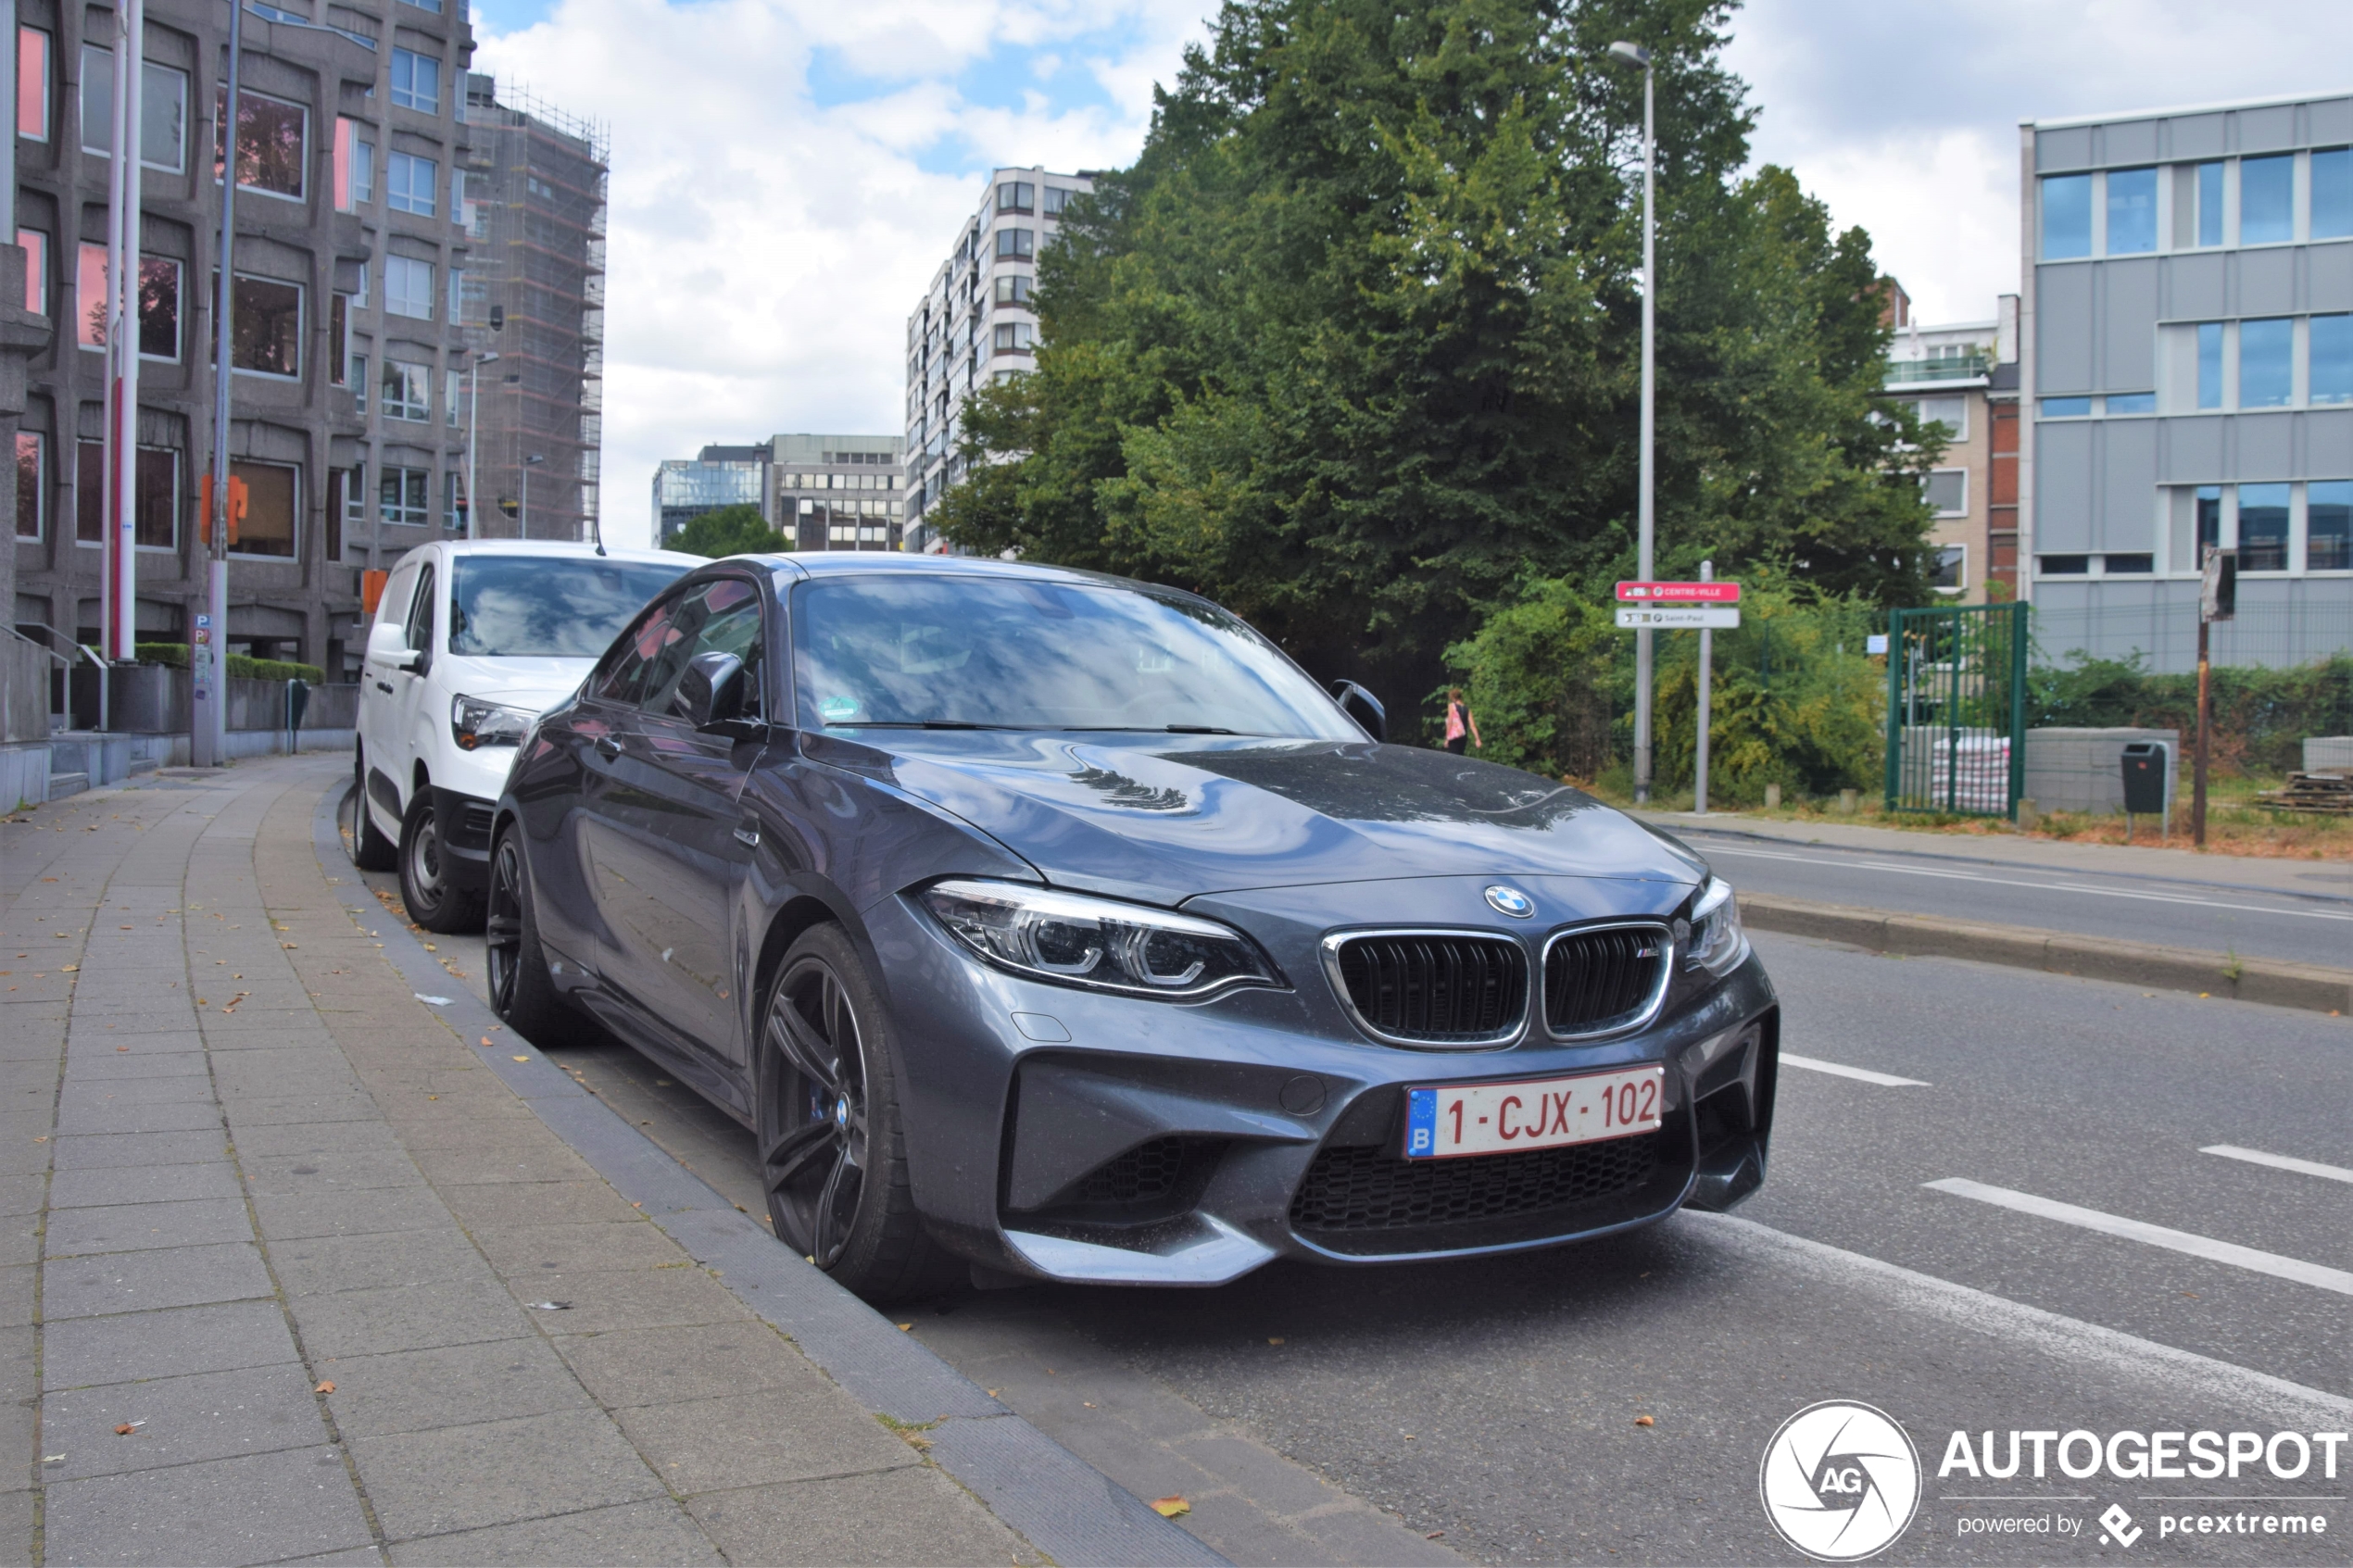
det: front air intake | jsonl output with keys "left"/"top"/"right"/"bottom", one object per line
{"left": 1327, "top": 934, "right": 1527, "bottom": 1046}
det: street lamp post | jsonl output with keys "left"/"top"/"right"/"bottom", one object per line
{"left": 1608, "top": 40, "right": 1656, "bottom": 805}
{"left": 195, "top": 0, "right": 242, "bottom": 767}
{"left": 521, "top": 453, "right": 545, "bottom": 538}
{"left": 464, "top": 352, "right": 497, "bottom": 542}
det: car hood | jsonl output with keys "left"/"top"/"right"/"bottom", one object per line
{"left": 809, "top": 731, "right": 1705, "bottom": 904}
{"left": 437, "top": 655, "right": 593, "bottom": 715}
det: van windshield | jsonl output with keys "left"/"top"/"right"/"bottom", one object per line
{"left": 447, "top": 558, "right": 688, "bottom": 658}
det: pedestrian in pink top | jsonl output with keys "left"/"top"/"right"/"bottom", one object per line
{"left": 1442, "top": 688, "right": 1482, "bottom": 756}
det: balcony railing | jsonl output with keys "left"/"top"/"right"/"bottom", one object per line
{"left": 1885, "top": 355, "right": 1990, "bottom": 385}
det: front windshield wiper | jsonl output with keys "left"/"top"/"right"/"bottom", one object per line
{"left": 1058, "top": 724, "right": 1254, "bottom": 735}
{"left": 829, "top": 721, "right": 1030, "bottom": 731}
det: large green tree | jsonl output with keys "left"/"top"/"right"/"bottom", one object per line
{"left": 672, "top": 503, "right": 783, "bottom": 558}
{"left": 934, "top": 0, "right": 1938, "bottom": 707}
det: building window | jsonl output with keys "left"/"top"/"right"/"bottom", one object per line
{"left": 993, "top": 273, "right": 1032, "bottom": 308}
{"left": 2195, "top": 160, "right": 2222, "bottom": 247}
{"left": 1922, "top": 470, "right": 1966, "bottom": 516}
{"left": 447, "top": 269, "right": 464, "bottom": 322}
{"left": 2196, "top": 322, "right": 2222, "bottom": 409}
{"left": 134, "top": 446, "right": 176, "bottom": 549}
{"left": 16, "top": 433, "right": 42, "bottom": 540}
{"left": 351, "top": 354, "right": 369, "bottom": 411}
{"left": 334, "top": 119, "right": 376, "bottom": 210}
{"left": 2313, "top": 314, "right": 2352, "bottom": 406}
{"left": 2039, "top": 396, "right": 2090, "bottom": 418}
{"left": 2316, "top": 148, "right": 2352, "bottom": 241}
{"left": 387, "top": 150, "right": 437, "bottom": 217}
{"left": 343, "top": 460, "right": 368, "bottom": 530}
{"left": 1930, "top": 545, "right": 1966, "bottom": 591}
{"left": 2239, "top": 154, "right": 2293, "bottom": 245}
{"left": 992, "top": 321, "right": 1033, "bottom": 353}
{"left": 2040, "top": 173, "right": 2092, "bottom": 260}
{"left": 444, "top": 470, "right": 464, "bottom": 530}
{"left": 214, "top": 86, "right": 307, "bottom": 201}
{"left": 996, "top": 182, "right": 1034, "bottom": 213}
{"left": 220, "top": 275, "right": 302, "bottom": 378}
{"left": 2309, "top": 481, "right": 2351, "bottom": 571}
{"left": 230, "top": 460, "right": 296, "bottom": 558}
{"left": 2037, "top": 555, "right": 2089, "bottom": 575}
{"left": 330, "top": 295, "right": 347, "bottom": 384}
{"left": 18, "top": 27, "right": 50, "bottom": 141}
{"left": 384, "top": 256, "right": 434, "bottom": 320}
{"left": 2106, "top": 391, "right": 2156, "bottom": 414}
{"left": 380, "top": 465, "right": 430, "bottom": 526}
{"left": 17, "top": 230, "right": 44, "bottom": 315}
{"left": 75, "top": 245, "right": 181, "bottom": 359}
{"left": 390, "top": 48, "right": 441, "bottom": 114}
{"left": 1043, "top": 185, "right": 1073, "bottom": 216}
{"left": 2102, "top": 553, "right": 2153, "bottom": 574}
{"left": 2236, "top": 483, "right": 2289, "bottom": 571}
{"left": 2195, "top": 484, "right": 2221, "bottom": 564}
{"left": 994, "top": 227, "right": 1035, "bottom": 259}
{"left": 80, "top": 50, "right": 187, "bottom": 169}
{"left": 445, "top": 368, "right": 461, "bottom": 426}
{"left": 382, "top": 360, "right": 431, "bottom": 421}
{"left": 75, "top": 439, "right": 101, "bottom": 543}
{"left": 2106, "top": 167, "right": 2155, "bottom": 254}
{"left": 2238, "top": 318, "right": 2292, "bottom": 408}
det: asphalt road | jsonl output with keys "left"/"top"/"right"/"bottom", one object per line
{"left": 383, "top": 837, "right": 2350, "bottom": 1567}
{"left": 1667, "top": 824, "right": 2353, "bottom": 970}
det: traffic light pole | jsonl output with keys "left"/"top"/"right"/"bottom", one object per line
{"left": 195, "top": 0, "right": 242, "bottom": 768}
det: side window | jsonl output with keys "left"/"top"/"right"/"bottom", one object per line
{"left": 376, "top": 563, "right": 419, "bottom": 626}
{"left": 643, "top": 578, "right": 764, "bottom": 722}
{"left": 588, "top": 591, "right": 685, "bottom": 708}
{"left": 402, "top": 563, "right": 435, "bottom": 671}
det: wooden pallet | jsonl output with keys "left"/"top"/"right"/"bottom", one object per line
{"left": 2256, "top": 771, "right": 2353, "bottom": 814}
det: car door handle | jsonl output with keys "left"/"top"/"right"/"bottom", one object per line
{"left": 733, "top": 825, "right": 760, "bottom": 848}
{"left": 375, "top": 681, "right": 394, "bottom": 695}
{"left": 595, "top": 736, "right": 622, "bottom": 760}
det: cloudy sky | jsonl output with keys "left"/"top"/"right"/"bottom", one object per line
{"left": 467, "top": 0, "right": 2353, "bottom": 549}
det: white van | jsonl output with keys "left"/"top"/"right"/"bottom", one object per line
{"left": 355, "top": 539, "right": 700, "bottom": 931}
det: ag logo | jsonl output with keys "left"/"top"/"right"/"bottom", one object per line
{"left": 1759, "top": 1400, "right": 1921, "bottom": 1562}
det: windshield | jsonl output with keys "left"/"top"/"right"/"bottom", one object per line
{"left": 448, "top": 557, "right": 689, "bottom": 658}
{"left": 793, "top": 575, "right": 1360, "bottom": 739}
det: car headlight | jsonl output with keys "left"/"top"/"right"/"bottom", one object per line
{"left": 1681, "top": 876, "right": 1748, "bottom": 977}
{"left": 920, "top": 879, "right": 1286, "bottom": 1001}
{"left": 451, "top": 694, "right": 536, "bottom": 751}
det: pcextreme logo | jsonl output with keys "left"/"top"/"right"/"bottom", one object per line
{"left": 1760, "top": 1401, "right": 1923, "bottom": 1562}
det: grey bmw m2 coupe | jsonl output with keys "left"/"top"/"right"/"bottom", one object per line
{"left": 487, "top": 555, "right": 1779, "bottom": 1299}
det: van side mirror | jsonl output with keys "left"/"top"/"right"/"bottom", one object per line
{"left": 679, "top": 651, "right": 749, "bottom": 732}
{"left": 1330, "top": 679, "right": 1386, "bottom": 743}
{"left": 366, "top": 621, "right": 423, "bottom": 675}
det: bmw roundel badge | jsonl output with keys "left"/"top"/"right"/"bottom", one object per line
{"left": 1483, "top": 884, "right": 1536, "bottom": 919}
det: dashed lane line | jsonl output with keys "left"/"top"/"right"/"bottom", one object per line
{"left": 2200, "top": 1145, "right": 2353, "bottom": 1185}
{"left": 1924, "top": 1177, "right": 2353, "bottom": 1296}
{"left": 1780, "top": 1053, "right": 1931, "bottom": 1087}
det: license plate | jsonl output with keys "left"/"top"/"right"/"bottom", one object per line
{"left": 1403, "top": 1066, "right": 1665, "bottom": 1160}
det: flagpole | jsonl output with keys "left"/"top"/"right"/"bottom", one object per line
{"left": 195, "top": 0, "right": 241, "bottom": 766}
{"left": 104, "top": 1, "right": 145, "bottom": 668}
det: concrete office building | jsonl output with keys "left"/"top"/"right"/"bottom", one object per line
{"left": 1883, "top": 287, "right": 2022, "bottom": 605}
{"left": 2020, "top": 92, "right": 2353, "bottom": 671}
{"left": 13, "top": 0, "right": 477, "bottom": 687}
{"left": 458, "top": 74, "right": 605, "bottom": 543}
{"left": 901, "top": 165, "right": 1092, "bottom": 552}
{"left": 653, "top": 434, "right": 903, "bottom": 550}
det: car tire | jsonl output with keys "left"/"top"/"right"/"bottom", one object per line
{"left": 351, "top": 752, "right": 397, "bottom": 872}
{"left": 756, "top": 924, "right": 959, "bottom": 1303}
{"left": 399, "top": 793, "right": 484, "bottom": 933}
{"left": 485, "top": 825, "right": 577, "bottom": 1046}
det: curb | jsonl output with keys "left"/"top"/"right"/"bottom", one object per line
{"left": 1739, "top": 893, "right": 2353, "bottom": 1016}
{"left": 309, "top": 778, "right": 1224, "bottom": 1568}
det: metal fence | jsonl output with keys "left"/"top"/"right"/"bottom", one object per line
{"left": 1883, "top": 602, "right": 2028, "bottom": 818}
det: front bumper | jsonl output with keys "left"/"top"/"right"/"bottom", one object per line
{"left": 425, "top": 786, "right": 500, "bottom": 889}
{"left": 868, "top": 876, "right": 1780, "bottom": 1287}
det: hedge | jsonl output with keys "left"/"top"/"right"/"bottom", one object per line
{"left": 134, "top": 643, "right": 325, "bottom": 685}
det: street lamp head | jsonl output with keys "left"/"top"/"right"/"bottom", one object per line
{"left": 477, "top": 351, "right": 500, "bottom": 365}
{"left": 1606, "top": 41, "right": 1651, "bottom": 69}
{"left": 525, "top": 454, "right": 547, "bottom": 466}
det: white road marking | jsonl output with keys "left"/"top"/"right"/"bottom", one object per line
{"left": 1704, "top": 843, "right": 2353, "bottom": 922}
{"left": 1780, "top": 1053, "right": 1930, "bottom": 1087}
{"left": 2200, "top": 1145, "right": 2353, "bottom": 1185}
{"left": 1924, "top": 1177, "right": 2353, "bottom": 1296}
{"left": 1690, "top": 1212, "right": 2353, "bottom": 1425}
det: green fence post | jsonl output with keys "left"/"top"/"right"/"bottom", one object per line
{"left": 1882, "top": 607, "right": 1905, "bottom": 812}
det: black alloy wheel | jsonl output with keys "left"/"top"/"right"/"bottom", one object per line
{"left": 484, "top": 827, "right": 573, "bottom": 1043}
{"left": 756, "top": 925, "right": 958, "bottom": 1300}
{"left": 400, "top": 795, "right": 483, "bottom": 933}
{"left": 351, "top": 752, "right": 396, "bottom": 872}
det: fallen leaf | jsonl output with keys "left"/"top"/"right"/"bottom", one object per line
{"left": 1266, "top": 1336, "right": 1285, "bottom": 1346}
{"left": 512, "top": 1055, "right": 530, "bottom": 1062}
{"left": 116, "top": 1047, "right": 127, "bottom": 1053}
{"left": 1151, "top": 1497, "right": 1190, "bottom": 1519}
{"left": 526, "top": 1301, "right": 572, "bottom": 1311}
{"left": 60, "top": 965, "right": 77, "bottom": 972}
{"left": 315, "top": 1381, "right": 335, "bottom": 1394}
{"left": 1427, "top": 1531, "right": 1445, "bottom": 1540}
{"left": 113, "top": 1422, "right": 144, "bottom": 1435}
{"left": 897, "top": 1323, "right": 913, "bottom": 1332}
{"left": 42, "top": 1455, "right": 63, "bottom": 1464}
{"left": 1634, "top": 1415, "right": 1655, "bottom": 1427}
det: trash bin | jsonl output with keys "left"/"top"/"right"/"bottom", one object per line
{"left": 2120, "top": 740, "right": 2168, "bottom": 839}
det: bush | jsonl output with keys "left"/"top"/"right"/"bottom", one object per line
{"left": 136, "top": 643, "right": 325, "bottom": 685}
{"left": 1441, "top": 578, "right": 1621, "bottom": 778}
{"left": 2028, "top": 650, "right": 2352, "bottom": 775}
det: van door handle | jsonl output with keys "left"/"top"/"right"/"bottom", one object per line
{"left": 595, "top": 736, "right": 622, "bottom": 760}
{"left": 733, "top": 825, "right": 761, "bottom": 848}
{"left": 375, "top": 681, "right": 394, "bottom": 695}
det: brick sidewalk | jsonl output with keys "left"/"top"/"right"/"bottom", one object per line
{"left": 2, "top": 759, "right": 1038, "bottom": 1566}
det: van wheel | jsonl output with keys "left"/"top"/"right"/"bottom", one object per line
{"left": 485, "top": 826, "right": 576, "bottom": 1045}
{"left": 351, "top": 753, "right": 397, "bottom": 872}
{"left": 400, "top": 794, "right": 484, "bottom": 933}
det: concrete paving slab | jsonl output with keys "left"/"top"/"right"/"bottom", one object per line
{"left": 610, "top": 1387, "right": 919, "bottom": 1493}
{"left": 241, "top": 1149, "right": 429, "bottom": 1196}
{"left": 50, "top": 1098, "right": 224, "bottom": 1136}
{"left": 60, "top": 1047, "right": 208, "bottom": 1078}
{"left": 348, "top": 1407, "right": 667, "bottom": 1541}
{"left": 48, "top": 1161, "right": 241, "bottom": 1210}
{"left": 321, "top": 1336, "right": 596, "bottom": 1438}
{"left": 686, "top": 1466, "right": 1042, "bottom": 1567}
{"left": 438, "top": 1178, "right": 640, "bottom": 1230}
{"left": 225, "top": 1120, "right": 406, "bottom": 1158}
{"left": 0, "top": 1266, "right": 29, "bottom": 1332}
{"left": 0, "top": 1175, "right": 42, "bottom": 1217}
{"left": 41, "top": 1363, "right": 330, "bottom": 1479}
{"left": 467, "top": 1220, "right": 685, "bottom": 1276}
{"left": 513, "top": 1263, "right": 750, "bottom": 1338}
{"left": 221, "top": 1093, "right": 389, "bottom": 1126}
{"left": 267, "top": 1227, "right": 494, "bottom": 1298}
{"left": 43, "top": 1197, "right": 257, "bottom": 1257}
{"left": 43, "top": 1241, "right": 274, "bottom": 1319}
{"left": 52, "top": 1128, "right": 230, "bottom": 1169}
{"left": 43, "top": 1446, "right": 373, "bottom": 1567}
{"left": 290, "top": 1277, "right": 534, "bottom": 1360}
{"left": 555, "top": 1318, "right": 842, "bottom": 1413}
{"left": 383, "top": 1498, "right": 723, "bottom": 1567}
{"left": 248, "top": 1185, "right": 454, "bottom": 1241}
{"left": 419, "top": 1143, "right": 603, "bottom": 1186}
{"left": 56, "top": 1074, "right": 217, "bottom": 1110}
{"left": 44, "top": 1299, "right": 300, "bottom": 1389}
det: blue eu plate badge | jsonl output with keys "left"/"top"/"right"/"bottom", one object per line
{"left": 1404, "top": 1087, "right": 1438, "bottom": 1157}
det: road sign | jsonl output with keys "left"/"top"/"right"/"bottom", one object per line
{"left": 1616, "top": 581, "right": 1741, "bottom": 603}
{"left": 1616, "top": 606, "right": 1739, "bottom": 629}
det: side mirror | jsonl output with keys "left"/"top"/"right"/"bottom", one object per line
{"left": 678, "top": 650, "right": 748, "bottom": 732}
{"left": 366, "top": 621, "right": 422, "bottom": 674}
{"left": 1330, "top": 679, "right": 1386, "bottom": 744}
